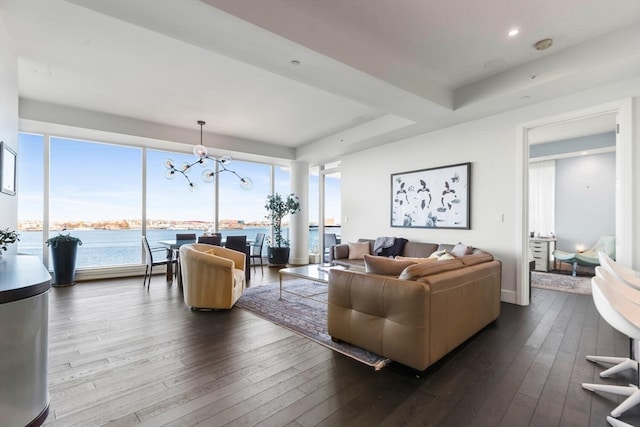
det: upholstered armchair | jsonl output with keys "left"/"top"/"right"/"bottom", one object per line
{"left": 553, "top": 236, "right": 616, "bottom": 276}
{"left": 179, "top": 243, "right": 246, "bottom": 310}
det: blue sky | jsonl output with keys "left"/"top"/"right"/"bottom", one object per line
{"left": 18, "top": 133, "right": 341, "bottom": 224}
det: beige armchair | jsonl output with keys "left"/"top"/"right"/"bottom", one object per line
{"left": 179, "top": 243, "right": 246, "bottom": 310}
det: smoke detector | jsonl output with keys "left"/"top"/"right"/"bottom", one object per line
{"left": 534, "top": 38, "right": 553, "bottom": 51}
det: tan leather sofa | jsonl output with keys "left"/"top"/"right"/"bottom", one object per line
{"left": 327, "top": 245, "right": 501, "bottom": 371}
{"left": 179, "top": 243, "right": 246, "bottom": 310}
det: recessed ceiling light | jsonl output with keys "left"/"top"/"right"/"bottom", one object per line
{"left": 508, "top": 28, "right": 519, "bottom": 37}
{"left": 534, "top": 38, "right": 553, "bottom": 51}
{"left": 290, "top": 60, "right": 301, "bottom": 65}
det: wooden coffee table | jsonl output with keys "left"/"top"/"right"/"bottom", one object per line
{"left": 278, "top": 264, "right": 333, "bottom": 301}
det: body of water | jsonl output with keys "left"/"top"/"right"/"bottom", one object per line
{"left": 18, "top": 227, "right": 339, "bottom": 268}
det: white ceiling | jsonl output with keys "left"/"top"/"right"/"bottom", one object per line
{"left": 1, "top": 0, "right": 639, "bottom": 162}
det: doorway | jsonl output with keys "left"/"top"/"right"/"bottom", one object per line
{"left": 516, "top": 99, "right": 634, "bottom": 306}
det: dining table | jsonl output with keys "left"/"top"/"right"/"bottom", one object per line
{"left": 158, "top": 238, "right": 252, "bottom": 287}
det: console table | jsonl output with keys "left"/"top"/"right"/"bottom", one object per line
{"left": 0, "top": 255, "right": 51, "bottom": 427}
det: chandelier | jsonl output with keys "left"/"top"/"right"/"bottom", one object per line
{"left": 164, "top": 120, "right": 253, "bottom": 191}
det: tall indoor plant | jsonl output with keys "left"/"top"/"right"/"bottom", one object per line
{"left": 46, "top": 233, "right": 82, "bottom": 286}
{"left": 265, "top": 193, "right": 301, "bottom": 265}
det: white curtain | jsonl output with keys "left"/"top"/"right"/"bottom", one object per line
{"left": 529, "top": 160, "right": 555, "bottom": 237}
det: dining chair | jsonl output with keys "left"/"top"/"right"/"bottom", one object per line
{"left": 198, "top": 234, "right": 222, "bottom": 246}
{"left": 225, "top": 235, "right": 247, "bottom": 253}
{"left": 176, "top": 233, "right": 196, "bottom": 241}
{"left": 250, "top": 233, "right": 266, "bottom": 276}
{"left": 324, "top": 233, "right": 338, "bottom": 263}
{"left": 174, "top": 234, "right": 196, "bottom": 277}
{"left": 142, "top": 235, "right": 176, "bottom": 289}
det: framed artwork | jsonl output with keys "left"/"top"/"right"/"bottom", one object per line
{"left": 391, "top": 162, "right": 470, "bottom": 229}
{"left": 1, "top": 141, "right": 17, "bottom": 196}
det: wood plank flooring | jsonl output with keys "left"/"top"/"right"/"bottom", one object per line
{"left": 41, "top": 268, "right": 640, "bottom": 426}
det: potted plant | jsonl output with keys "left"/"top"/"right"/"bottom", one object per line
{"left": 0, "top": 228, "right": 20, "bottom": 257}
{"left": 46, "top": 233, "right": 82, "bottom": 286}
{"left": 264, "top": 193, "right": 301, "bottom": 265}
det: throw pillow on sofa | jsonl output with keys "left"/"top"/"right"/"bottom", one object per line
{"left": 450, "top": 242, "right": 474, "bottom": 257}
{"left": 364, "top": 254, "right": 417, "bottom": 276}
{"left": 429, "top": 249, "right": 447, "bottom": 258}
{"left": 398, "top": 258, "right": 464, "bottom": 280}
{"left": 348, "top": 242, "right": 371, "bottom": 260}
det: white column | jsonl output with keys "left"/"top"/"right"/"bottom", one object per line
{"left": 289, "top": 161, "right": 309, "bottom": 265}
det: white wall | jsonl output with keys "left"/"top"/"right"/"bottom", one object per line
{"left": 0, "top": 17, "right": 19, "bottom": 253}
{"left": 555, "top": 152, "right": 616, "bottom": 253}
{"left": 340, "top": 78, "right": 639, "bottom": 304}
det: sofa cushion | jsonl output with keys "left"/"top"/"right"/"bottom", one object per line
{"left": 438, "top": 253, "right": 456, "bottom": 260}
{"left": 364, "top": 254, "right": 417, "bottom": 276}
{"left": 402, "top": 241, "right": 439, "bottom": 258}
{"left": 398, "top": 258, "right": 464, "bottom": 280}
{"left": 348, "top": 242, "right": 371, "bottom": 260}
{"left": 450, "top": 243, "right": 474, "bottom": 257}
{"left": 395, "top": 256, "right": 437, "bottom": 264}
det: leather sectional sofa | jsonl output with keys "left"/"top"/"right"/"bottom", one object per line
{"left": 327, "top": 239, "right": 501, "bottom": 371}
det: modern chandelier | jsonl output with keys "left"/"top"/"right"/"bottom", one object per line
{"left": 164, "top": 120, "right": 253, "bottom": 191}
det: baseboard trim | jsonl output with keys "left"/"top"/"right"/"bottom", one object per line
{"left": 501, "top": 289, "right": 518, "bottom": 305}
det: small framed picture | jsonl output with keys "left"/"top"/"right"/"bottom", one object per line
{"left": 1, "top": 141, "right": 17, "bottom": 196}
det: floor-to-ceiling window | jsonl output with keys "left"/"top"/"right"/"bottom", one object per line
{"left": 15, "top": 131, "right": 296, "bottom": 276}
{"left": 49, "top": 137, "right": 142, "bottom": 268}
{"left": 16, "top": 133, "right": 44, "bottom": 261}
{"left": 308, "top": 166, "right": 320, "bottom": 254}
{"left": 218, "top": 159, "right": 271, "bottom": 244}
{"left": 146, "top": 148, "right": 215, "bottom": 247}
{"left": 323, "top": 163, "right": 341, "bottom": 260}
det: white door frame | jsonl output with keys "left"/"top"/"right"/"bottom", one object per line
{"left": 515, "top": 98, "right": 634, "bottom": 306}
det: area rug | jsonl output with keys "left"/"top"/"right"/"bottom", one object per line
{"left": 531, "top": 271, "right": 592, "bottom": 295}
{"left": 235, "top": 280, "right": 390, "bottom": 370}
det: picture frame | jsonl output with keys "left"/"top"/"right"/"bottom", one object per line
{"left": 391, "top": 162, "right": 470, "bottom": 229}
{"left": 0, "top": 141, "right": 17, "bottom": 196}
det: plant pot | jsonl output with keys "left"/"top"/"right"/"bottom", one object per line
{"left": 50, "top": 240, "right": 79, "bottom": 286}
{"left": 267, "top": 247, "right": 290, "bottom": 266}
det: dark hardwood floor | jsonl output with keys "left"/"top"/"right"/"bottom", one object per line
{"left": 42, "top": 266, "right": 640, "bottom": 426}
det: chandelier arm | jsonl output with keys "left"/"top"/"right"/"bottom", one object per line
{"left": 164, "top": 120, "right": 250, "bottom": 191}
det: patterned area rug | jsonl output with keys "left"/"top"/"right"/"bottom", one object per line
{"left": 236, "top": 279, "right": 390, "bottom": 370}
{"left": 531, "top": 271, "right": 592, "bottom": 295}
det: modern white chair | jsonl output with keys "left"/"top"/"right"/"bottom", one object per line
{"left": 582, "top": 275, "right": 640, "bottom": 418}
{"left": 607, "top": 416, "right": 635, "bottom": 427}
{"left": 600, "top": 251, "right": 640, "bottom": 291}
{"left": 585, "top": 267, "right": 640, "bottom": 378}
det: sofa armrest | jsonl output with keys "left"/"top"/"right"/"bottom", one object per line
{"left": 327, "top": 269, "right": 431, "bottom": 370}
